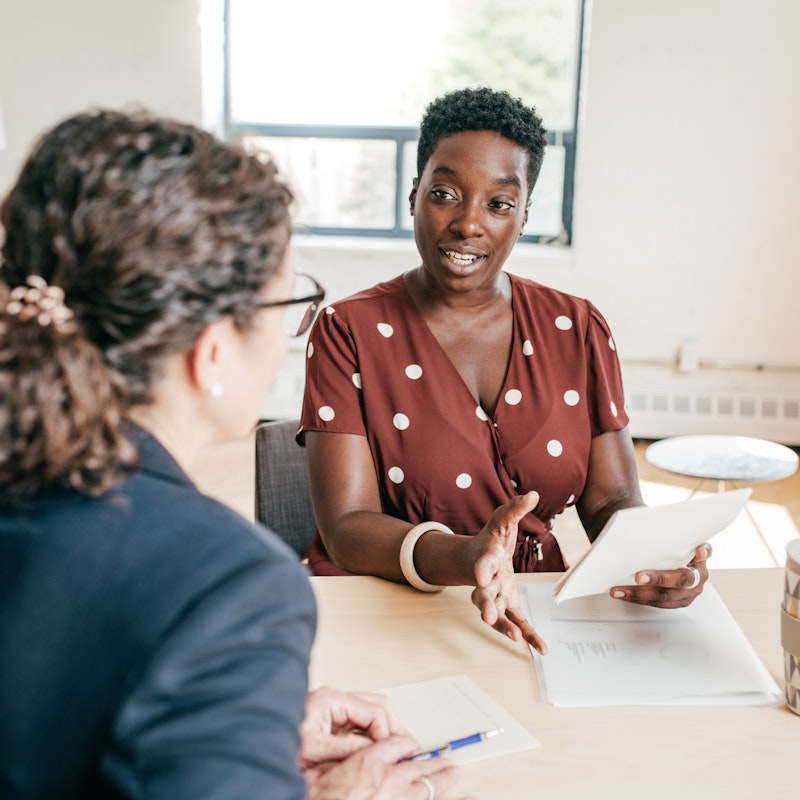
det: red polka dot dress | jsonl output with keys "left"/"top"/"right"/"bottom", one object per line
{"left": 298, "top": 273, "right": 629, "bottom": 575}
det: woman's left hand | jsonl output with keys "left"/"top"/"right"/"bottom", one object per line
{"left": 609, "top": 543, "right": 712, "bottom": 608}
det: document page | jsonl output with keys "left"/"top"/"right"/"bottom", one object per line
{"left": 522, "top": 583, "right": 781, "bottom": 707}
{"left": 552, "top": 489, "right": 751, "bottom": 604}
{"left": 376, "top": 674, "right": 540, "bottom": 764}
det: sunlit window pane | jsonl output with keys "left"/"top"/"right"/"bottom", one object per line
{"left": 244, "top": 137, "right": 397, "bottom": 230}
{"left": 528, "top": 146, "right": 566, "bottom": 240}
{"left": 226, "top": 0, "right": 583, "bottom": 242}
{"left": 229, "top": 0, "right": 580, "bottom": 130}
{"left": 399, "top": 141, "right": 417, "bottom": 232}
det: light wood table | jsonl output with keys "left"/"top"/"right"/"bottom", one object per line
{"left": 308, "top": 570, "right": 796, "bottom": 800}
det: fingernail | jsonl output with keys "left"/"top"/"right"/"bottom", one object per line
{"left": 637, "top": 573, "right": 651, "bottom": 584}
{"left": 612, "top": 590, "right": 625, "bottom": 599}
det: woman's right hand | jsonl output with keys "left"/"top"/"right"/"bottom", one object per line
{"left": 304, "top": 735, "right": 464, "bottom": 800}
{"left": 468, "top": 491, "right": 548, "bottom": 654}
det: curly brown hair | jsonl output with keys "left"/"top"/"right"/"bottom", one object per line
{"left": 0, "top": 109, "right": 293, "bottom": 502}
{"left": 416, "top": 87, "right": 547, "bottom": 199}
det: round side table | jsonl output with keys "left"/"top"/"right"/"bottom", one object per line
{"left": 645, "top": 434, "right": 799, "bottom": 561}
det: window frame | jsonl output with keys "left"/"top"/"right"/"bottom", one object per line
{"left": 222, "top": 1, "right": 584, "bottom": 245}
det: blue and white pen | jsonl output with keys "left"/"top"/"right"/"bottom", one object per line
{"left": 402, "top": 729, "right": 503, "bottom": 761}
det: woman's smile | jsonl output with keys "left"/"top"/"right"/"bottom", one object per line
{"left": 441, "top": 247, "right": 485, "bottom": 271}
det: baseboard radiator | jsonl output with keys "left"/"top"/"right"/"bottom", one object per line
{"left": 626, "top": 387, "right": 800, "bottom": 445}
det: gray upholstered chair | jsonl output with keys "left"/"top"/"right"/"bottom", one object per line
{"left": 254, "top": 418, "right": 316, "bottom": 559}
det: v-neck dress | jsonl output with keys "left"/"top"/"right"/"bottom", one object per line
{"left": 298, "top": 273, "right": 629, "bottom": 574}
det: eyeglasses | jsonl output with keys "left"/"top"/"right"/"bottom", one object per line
{"left": 257, "top": 272, "right": 326, "bottom": 338}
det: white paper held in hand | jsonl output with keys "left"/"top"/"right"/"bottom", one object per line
{"left": 552, "top": 488, "right": 751, "bottom": 604}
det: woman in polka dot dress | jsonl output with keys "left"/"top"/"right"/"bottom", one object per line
{"left": 297, "top": 88, "right": 711, "bottom": 650}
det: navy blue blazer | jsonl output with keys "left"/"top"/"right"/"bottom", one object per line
{"left": 0, "top": 426, "right": 317, "bottom": 799}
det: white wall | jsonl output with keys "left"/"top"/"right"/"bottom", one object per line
{"left": 576, "top": 0, "right": 800, "bottom": 359}
{"left": 2, "top": 0, "right": 799, "bottom": 440}
{"left": 0, "top": 0, "right": 202, "bottom": 193}
{"left": 570, "top": 0, "right": 800, "bottom": 442}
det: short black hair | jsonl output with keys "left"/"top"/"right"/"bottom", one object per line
{"left": 416, "top": 87, "right": 547, "bottom": 200}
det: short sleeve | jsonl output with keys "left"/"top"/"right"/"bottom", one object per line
{"left": 584, "top": 301, "right": 629, "bottom": 437}
{"left": 299, "top": 306, "right": 367, "bottom": 442}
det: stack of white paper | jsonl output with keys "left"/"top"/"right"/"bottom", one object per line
{"left": 522, "top": 583, "right": 781, "bottom": 707}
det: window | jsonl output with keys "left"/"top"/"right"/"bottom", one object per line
{"left": 223, "top": 0, "right": 584, "bottom": 244}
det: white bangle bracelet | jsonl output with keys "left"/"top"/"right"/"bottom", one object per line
{"left": 399, "top": 522, "right": 455, "bottom": 592}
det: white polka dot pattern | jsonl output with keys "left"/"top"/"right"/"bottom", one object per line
{"left": 299, "top": 275, "right": 630, "bottom": 564}
{"left": 393, "top": 413, "right": 410, "bottom": 430}
{"left": 456, "top": 473, "right": 472, "bottom": 489}
{"left": 555, "top": 315, "right": 573, "bottom": 331}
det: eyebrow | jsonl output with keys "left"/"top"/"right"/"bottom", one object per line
{"left": 431, "top": 166, "right": 523, "bottom": 189}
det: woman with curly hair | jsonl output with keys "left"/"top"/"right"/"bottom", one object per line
{"left": 298, "top": 87, "right": 711, "bottom": 650}
{"left": 0, "top": 110, "right": 461, "bottom": 800}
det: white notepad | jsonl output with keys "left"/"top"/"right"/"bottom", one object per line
{"left": 375, "top": 674, "right": 540, "bottom": 764}
{"left": 553, "top": 488, "right": 751, "bottom": 604}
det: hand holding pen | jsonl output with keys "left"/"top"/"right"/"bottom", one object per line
{"left": 301, "top": 689, "right": 465, "bottom": 800}
{"left": 401, "top": 729, "right": 502, "bottom": 762}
